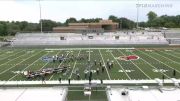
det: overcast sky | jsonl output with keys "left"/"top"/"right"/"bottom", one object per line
{"left": 0, "top": 0, "right": 179, "bottom": 23}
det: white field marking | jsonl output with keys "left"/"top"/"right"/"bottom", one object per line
{"left": 6, "top": 51, "right": 14, "bottom": 54}
{"left": 0, "top": 50, "right": 26, "bottom": 68}
{"left": 118, "top": 50, "right": 151, "bottom": 79}
{"left": 89, "top": 49, "right": 90, "bottom": 61}
{"left": 138, "top": 50, "right": 180, "bottom": 74}
{"left": 49, "top": 51, "right": 70, "bottom": 80}
{"left": 0, "top": 50, "right": 24, "bottom": 61}
{"left": 153, "top": 69, "right": 168, "bottom": 73}
{"left": 99, "top": 49, "right": 111, "bottom": 80}
{"left": 0, "top": 50, "right": 42, "bottom": 75}
{"left": 86, "top": 50, "right": 93, "bottom": 52}
{"left": 7, "top": 51, "right": 60, "bottom": 82}
{"left": 44, "top": 48, "right": 135, "bottom": 51}
{"left": 160, "top": 50, "right": 180, "bottom": 60}
{"left": 109, "top": 50, "right": 131, "bottom": 80}
{"left": 8, "top": 52, "right": 48, "bottom": 81}
{"left": 0, "top": 51, "right": 8, "bottom": 57}
{"left": 106, "top": 50, "right": 113, "bottom": 52}
{"left": 66, "top": 50, "right": 74, "bottom": 53}
{"left": 69, "top": 50, "right": 81, "bottom": 79}
{"left": 37, "top": 51, "right": 62, "bottom": 72}
{"left": 153, "top": 52, "right": 180, "bottom": 67}
{"left": 118, "top": 70, "right": 135, "bottom": 73}
{"left": 173, "top": 51, "right": 180, "bottom": 55}
{"left": 130, "top": 51, "right": 171, "bottom": 79}
{"left": 45, "top": 50, "right": 54, "bottom": 52}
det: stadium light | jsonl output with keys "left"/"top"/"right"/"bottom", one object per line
{"left": 136, "top": 0, "right": 139, "bottom": 29}
{"left": 38, "top": 0, "right": 42, "bottom": 33}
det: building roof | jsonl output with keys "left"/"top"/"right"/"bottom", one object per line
{"left": 106, "top": 86, "right": 180, "bottom": 101}
{"left": 0, "top": 87, "right": 68, "bottom": 101}
{"left": 68, "top": 20, "right": 118, "bottom": 26}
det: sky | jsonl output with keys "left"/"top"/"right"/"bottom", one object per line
{"left": 0, "top": 0, "right": 180, "bottom": 23}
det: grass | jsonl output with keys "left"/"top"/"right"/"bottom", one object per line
{"left": 0, "top": 47, "right": 180, "bottom": 81}
{"left": 1, "top": 47, "right": 180, "bottom": 101}
{"left": 67, "top": 86, "right": 108, "bottom": 101}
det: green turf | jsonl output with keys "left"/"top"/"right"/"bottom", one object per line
{"left": 67, "top": 87, "right": 108, "bottom": 101}
{"left": 0, "top": 47, "right": 180, "bottom": 81}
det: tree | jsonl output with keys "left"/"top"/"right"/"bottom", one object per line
{"left": 119, "top": 18, "right": 135, "bottom": 29}
{"left": 147, "top": 11, "right": 157, "bottom": 27}
{"left": 65, "top": 17, "right": 77, "bottom": 25}
{"left": 147, "top": 11, "right": 157, "bottom": 22}
{"left": 6, "top": 23, "right": 20, "bottom": 35}
{"left": 139, "top": 22, "right": 147, "bottom": 27}
{"left": 151, "top": 17, "right": 165, "bottom": 27}
{"left": 108, "top": 15, "right": 118, "bottom": 22}
{"left": 19, "top": 21, "right": 28, "bottom": 31}
{"left": 164, "top": 22, "right": 176, "bottom": 28}
{"left": 41, "top": 19, "right": 57, "bottom": 31}
{"left": 0, "top": 24, "right": 4, "bottom": 36}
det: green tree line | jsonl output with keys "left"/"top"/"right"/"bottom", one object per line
{"left": 0, "top": 11, "right": 180, "bottom": 36}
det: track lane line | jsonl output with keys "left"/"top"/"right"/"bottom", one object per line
{"left": 118, "top": 49, "right": 151, "bottom": 79}
{"left": 99, "top": 49, "right": 111, "bottom": 80}
{"left": 109, "top": 49, "right": 131, "bottom": 80}
{"left": 69, "top": 50, "right": 81, "bottom": 79}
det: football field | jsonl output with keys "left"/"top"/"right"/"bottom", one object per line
{"left": 0, "top": 47, "right": 180, "bottom": 81}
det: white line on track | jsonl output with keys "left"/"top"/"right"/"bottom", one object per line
{"left": 118, "top": 50, "right": 151, "bottom": 79}
{"left": 172, "top": 50, "right": 180, "bottom": 55}
{"left": 69, "top": 50, "right": 81, "bottom": 79}
{"left": 1, "top": 51, "right": 42, "bottom": 81}
{"left": 99, "top": 49, "right": 111, "bottom": 80}
{"left": 131, "top": 51, "right": 171, "bottom": 79}
{"left": 88, "top": 48, "right": 90, "bottom": 61}
{"left": 0, "top": 51, "right": 8, "bottom": 57}
{"left": 156, "top": 51, "right": 180, "bottom": 65}
{"left": 49, "top": 51, "right": 70, "bottom": 80}
{"left": 163, "top": 51, "right": 180, "bottom": 60}
{"left": 109, "top": 50, "right": 131, "bottom": 80}
{"left": 138, "top": 50, "right": 180, "bottom": 74}
{"left": 0, "top": 52, "right": 29, "bottom": 74}
{"left": 39, "top": 51, "right": 62, "bottom": 71}
{"left": 44, "top": 48, "right": 135, "bottom": 50}
{"left": 8, "top": 52, "right": 48, "bottom": 81}
{"left": 0, "top": 50, "right": 24, "bottom": 61}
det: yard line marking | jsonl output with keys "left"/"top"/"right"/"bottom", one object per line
{"left": 131, "top": 51, "right": 171, "bottom": 79}
{"left": 49, "top": 51, "right": 70, "bottom": 80}
{"left": 69, "top": 50, "right": 81, "bottom": 79}
{"left": 99, "top": 49, "right": 111, "bottom": 80}
{"left": 0, "top": 51, "right": 26, "bottom": 75}
{"left": 158, "top": 50, "right": 180, "bottom": 61}
{"left": 0, "top": 50, "right": 24, "bottom": 61}
{"left": 39, "top": 51, "right": 61, "bottom": 70}
{"left": 153, "top": 52, "right": 180, "bottom": 68}
{"left": 0, "top": 50, "right": 42, "bottom": 76}
{"left": 138, "top": 50, "right": 180, "bottom": 74}
{"left": 109, "top": 50, "right": 131, "bottom": 80}
{"left": 0, "top": 51, "right": 8, "bottom": 57}
{"left": 88, "top": 48, "right": 90, "bottom": 61}
{"left": 118, "top": 50, "right": 151, "bottom": 79}
{"left": 8, "top": 52, "right": 48, "bottom": 81}
{"left": 45, "top": 48, "right": 135, "bottom": 51}
{"left": 173, "top": 51, "right": 180, "bottom": 55}
{"left": 0, "top": 51, "right": 26, "bottom": 69}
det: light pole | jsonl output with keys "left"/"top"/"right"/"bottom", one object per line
{"left": 136, "top": 0, "right": 139, "bottom": 29}
{"left": 39, "top": 0, "right": 42, "bottom": 33}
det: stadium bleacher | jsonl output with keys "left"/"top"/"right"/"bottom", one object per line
{"left": 164, "top": 32, "right": 180, "bottom": 45}
{"left": 11, "top": 32, "right": 169, "bottom": 46}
